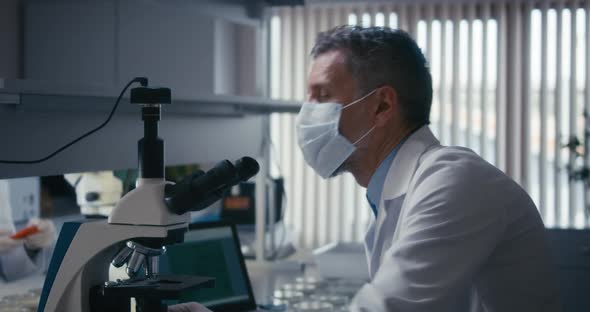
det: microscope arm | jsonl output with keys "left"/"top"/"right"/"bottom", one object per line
{"left": 39, "top": 221, "right": 185, "bottom": 312}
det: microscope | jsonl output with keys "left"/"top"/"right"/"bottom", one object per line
{"left": 37, "top": 80, "right": 260, "bottom": 312}
{"left": 64, "top": 171, "right": 124, "bottom": 217}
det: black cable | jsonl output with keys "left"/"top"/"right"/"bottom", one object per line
{"left": 0, "top": 77, "right": 148, "bottom": 164}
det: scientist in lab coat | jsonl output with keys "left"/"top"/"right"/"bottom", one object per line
{"left": 295, "top": 26, "right": 561, "bottom": 311}
{"left": 181, "top": 26, "right": 561, "bottom": 312}
{"left": 0, "top": 180, "right": 55, "bottom": 282}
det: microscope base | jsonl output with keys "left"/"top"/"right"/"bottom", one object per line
{"left": 90, "top": 274, "right": 215, "bottom": 312}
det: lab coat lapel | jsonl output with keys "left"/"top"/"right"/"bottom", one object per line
{"left": 381, "top": 126, "right": 440, "bottom": 200}
{"left": 366, "top": 195, "right": 405, "bottom": 278}
{"left": 365, "top": 126, "right": 440, "bottom": 277}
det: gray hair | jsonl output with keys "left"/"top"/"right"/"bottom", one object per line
{"left": 311, "top": 25, "right": 432, "bottom": 127}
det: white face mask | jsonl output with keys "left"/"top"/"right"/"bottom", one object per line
{"left": 295, "top": 89, "right": 377, "bottom": 178}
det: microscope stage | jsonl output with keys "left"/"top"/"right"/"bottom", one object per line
{"left": 100, "top": 275, "right": 215, "bottom": 299}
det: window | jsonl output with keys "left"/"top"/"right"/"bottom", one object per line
{"left": 270, "top": 2, "right": 590, "bottom": 249}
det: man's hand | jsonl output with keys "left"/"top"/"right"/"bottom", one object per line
{"left": 168, "top": 302, "right": 212, "bottom": 312}
{"left": 0, "top": 229, "right": 21, "bottom": 254}
{"left": 23, "top": 218, "right": 56, "bottom": 251}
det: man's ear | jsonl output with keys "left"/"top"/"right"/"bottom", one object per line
{"left": 374, "top": 86, "right": 398, "bottom": 127}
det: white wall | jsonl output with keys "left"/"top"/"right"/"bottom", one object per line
{"left": 24, "top": 1, "right": 116, "bottom": 85}
{"left": 236, "top": 25, "right": 258, "bottom": 97}
{"left": 214, "top": 19, "right": 259, "bottom": 97}
{"left": 215, "top": 19, "right": 237, "bottom": 95}
{"left": 24, "top": 0, "right": 259, "bottom": 97}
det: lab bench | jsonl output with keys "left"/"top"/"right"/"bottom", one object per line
{"left": 0, "top": 257, "right": 338, "bottom": 311}
{"left": 0, "top": 260, "right": 306, "bottom": 301}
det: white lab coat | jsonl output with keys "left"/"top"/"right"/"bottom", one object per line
{"left": 350, "top": 126, "right": 562, "bottom": 312}
{"left": 0, "top": 180, "right": 38, "bottom": 282}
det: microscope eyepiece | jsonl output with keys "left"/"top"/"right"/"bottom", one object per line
{"left": 164, "top": 157, "right": 260, "bottom": 215}
{"left": 234, "top": 156, "right": 260, "bottom": 181}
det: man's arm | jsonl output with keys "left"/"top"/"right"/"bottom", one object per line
{"left": 0, "top": 242, "right": 37, "bottom": 281}
{"left": 168, "top": 302, "right": 212, "bottom": 312}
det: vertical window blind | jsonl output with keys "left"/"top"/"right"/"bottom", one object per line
{"left": 269, "top": 0, "right": 590, "bottom": 249}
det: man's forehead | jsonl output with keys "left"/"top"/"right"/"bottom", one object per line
{"left": 308, "top": 50, "right": 352, "bottom": 86}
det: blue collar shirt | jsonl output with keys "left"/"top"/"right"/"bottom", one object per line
{"left": 366, "top": 138, "right": 409, "bottom": 217}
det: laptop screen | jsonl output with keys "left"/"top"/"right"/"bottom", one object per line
{"left": 159, "top": 223, "right": 256, "bottom": 310}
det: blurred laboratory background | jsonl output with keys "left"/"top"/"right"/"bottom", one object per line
{"left": 1, "top": 0, "right": 590, "bottom": 311}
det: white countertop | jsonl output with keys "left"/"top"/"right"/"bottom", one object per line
{"left": 0, "top": 257, "right": 315, "bottom": 304}
{"left": 0, "top": 272, "right": 45, "bottom": 299}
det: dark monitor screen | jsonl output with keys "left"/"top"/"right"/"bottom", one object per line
{"left": 159, "top": 223, "right": 256, "bottom": 311}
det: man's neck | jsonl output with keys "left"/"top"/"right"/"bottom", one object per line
{"left": 350, "top": 125, "right": 416, "bottom": 187}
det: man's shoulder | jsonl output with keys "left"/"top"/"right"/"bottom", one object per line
{"left": 411, "top": 145, "right": 529, "bottom": 203}
{"left": 403, "top": 145, "right": 536, "bottom": 221}
{"left": 418, "top": 145, "right": 502, "bottom": 182}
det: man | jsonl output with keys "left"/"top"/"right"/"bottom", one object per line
{"left": 0, "top": 180, "right": 55, "bottom": 282}
{"left": 296, "top": 26, "right": 561, "bottom": 311}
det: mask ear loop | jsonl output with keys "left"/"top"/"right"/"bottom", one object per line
{"left": 352, "top": 125, "right": 376, "bottom": 145}
{"left": 343, "top": 88, "right": 379, "bottom": 145}
{"left": 342, "top": 88, "right": 379, "bottom": 110}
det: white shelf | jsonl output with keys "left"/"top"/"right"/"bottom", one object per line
{"left": 0, "top": 78, "right": 301, "bottom": 115}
